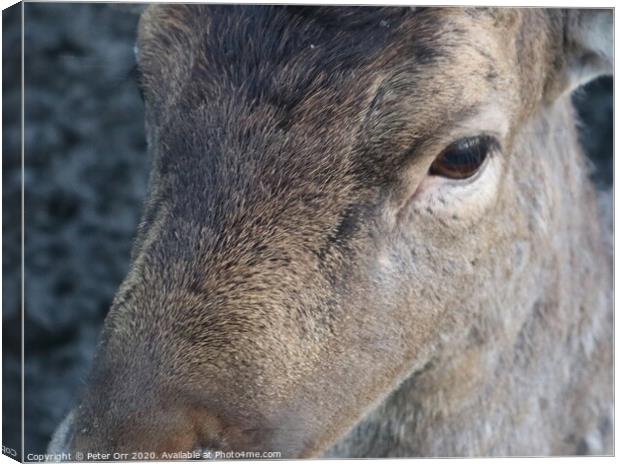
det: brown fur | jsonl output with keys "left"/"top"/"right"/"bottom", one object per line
{"left": 48, "top": 6, "right": 612, "bottom": 458}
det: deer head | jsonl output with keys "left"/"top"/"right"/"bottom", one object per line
{"left": 49, "top": 6, "right": 612, "bottom": 458}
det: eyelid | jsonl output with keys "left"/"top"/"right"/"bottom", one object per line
{"left": 444, "top": 134, "right": 501, "bottom": 153}
{"left": 452, "top": 104, "right": 510, "bottom": 141}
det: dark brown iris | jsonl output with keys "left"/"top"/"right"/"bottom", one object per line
{"left": 429, "top": 135, "right": 499, "bottom": 179}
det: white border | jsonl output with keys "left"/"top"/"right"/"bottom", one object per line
{"left": 0, "top": 2, "right": 615, "bottom": 464}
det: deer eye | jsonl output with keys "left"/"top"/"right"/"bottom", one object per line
{"left": 429, "top": 135, "right": 499, "bottom": 180}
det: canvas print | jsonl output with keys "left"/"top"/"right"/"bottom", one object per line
{"left": 2, "top": 3, "right": 614, "bottom": 461}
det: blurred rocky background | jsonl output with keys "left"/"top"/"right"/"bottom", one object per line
{"left": 2, "top": 3, "right": 613, "bottom": 456}
{"left": 3, "top": 3, "right": 147, "bottom": 455}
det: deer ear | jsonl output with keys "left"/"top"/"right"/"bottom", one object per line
{"left": 563, "top": 9, "right": 613, "bottom": 91}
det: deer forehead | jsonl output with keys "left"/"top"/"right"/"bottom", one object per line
{"left": 136, "top": 6, "right": 530, "bottom": 135}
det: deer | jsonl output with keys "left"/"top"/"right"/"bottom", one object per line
{"left": 47, "top": 6, "right": 613, "bottom": 458}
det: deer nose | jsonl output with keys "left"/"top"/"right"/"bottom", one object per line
{"left": 66, "top": 393, "right": 271, "bottom": 458}
{"left": 59, "top": 351, "right": 280, "bottom": 457}
{"left": 68, "top": 402, "right": 206, "bottom": 458}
